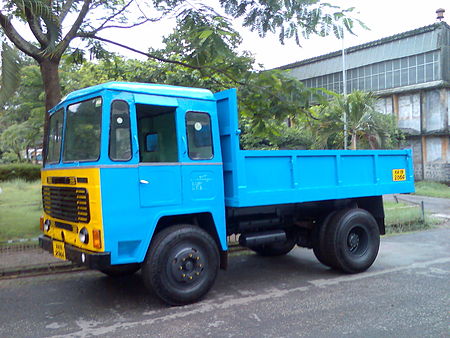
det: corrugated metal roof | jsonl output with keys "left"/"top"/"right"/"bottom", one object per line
{"left": 280, "top": 22, "right": 450, "bottom": 80}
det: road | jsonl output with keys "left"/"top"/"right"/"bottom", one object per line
{"left": 0, "top": 228, "right": 449, "bottom": 338}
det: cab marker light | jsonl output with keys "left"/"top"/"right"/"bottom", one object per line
{"left": 93, "top": 229, "right": 102, "bottom": 249}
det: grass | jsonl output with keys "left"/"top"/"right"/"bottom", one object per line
{"left": 0, "top": 179, "right": 42, "bottom": 242}
{"left": 383, "top": 200, "right": 438, "bottom": 234}
{"left": 414, "top": 181, "right": 450, "bottom": 199}
{"left": 0, "top": 180, "right": 442, "bottom": 242}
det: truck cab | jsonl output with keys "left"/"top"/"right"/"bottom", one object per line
{"left": 41, "top": 83, "right": 228, "bottom": 293}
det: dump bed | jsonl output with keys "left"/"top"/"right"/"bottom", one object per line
{"left": 215, "top": 89, "right": 415, "bottom": 208}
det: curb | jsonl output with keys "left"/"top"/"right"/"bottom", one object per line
{"left": 0, "top": 262, "right": 86, "bottom": 279}
{"left": 0, "top": 244, "right": 248, "bottom": 279}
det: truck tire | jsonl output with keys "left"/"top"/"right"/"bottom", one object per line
{"left": 323, "top": 208, "right": 380, "bottom": 274}
{"left": 99, "top": 263, "right": 141, "bottom": 277}
{"left": 312, "top": 211, "right": 337, "bottom": 267}
{"left": 142, "top": 224, "right": 220, "bottom": 306}
{"left": 249, "top": 232, "right": 297, "bottom": 257}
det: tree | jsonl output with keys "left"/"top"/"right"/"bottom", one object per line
{"left": 0, "top": 0, "right": 364, "bottom": 161}
{"left": 312, "top": 91, "right": 404, "bottom": 150}
{"left": 0, "top": 0, "right": 360, "bottom": 113}
{"left": 0, "top": 123, "right": 29, "bottom": 162}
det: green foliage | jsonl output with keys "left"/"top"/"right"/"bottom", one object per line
{"left": 0, "top": 0, "right": 364, "bottom": 160}
{"left": 0, "top": 179, "right": 41, "bottom": 241}
{"left": 218, "top": 0, "right": 364, "bottom": 45}
{"left": 415, "top": 181, "right": 450, "bottom": 198}
{"left": 161, "top": 6, "right": 243, "bottom": 64}
{"left": 0, "top": 43, "right": 21, "bottom": 106}
{"left": 383, "top": 201, "right": 438, "bottom": 234}
{"left": 240, "top": 119, "right": 314, "bottom": 150}
{"left": 0, "top": 62, "right": 44, "bottom": 163}
{"left": 0, "top": 163, "right": 41, "bottom": 181}
{"left": 238, "top": 70, "right": 325, "bottom": 142}
{"left": 311, "top": 91, "right": 404, "bottom": 150}
{"left": 0, "top": 124, "right": 29, "bottom": 162}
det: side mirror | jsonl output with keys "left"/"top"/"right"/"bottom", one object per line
{"left": 145, "top": 133, "right": 158, "bottom": 152}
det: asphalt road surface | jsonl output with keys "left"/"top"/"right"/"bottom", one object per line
{"left": 1, "top": 228, "right": 449, "bottom": 338}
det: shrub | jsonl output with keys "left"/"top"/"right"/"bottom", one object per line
{"left": 0, "top": 163, "right": 41, "bottom": 181}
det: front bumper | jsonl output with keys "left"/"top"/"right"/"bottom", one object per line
{"left": 39, "top": 235, "right": 111, "bottom": 270}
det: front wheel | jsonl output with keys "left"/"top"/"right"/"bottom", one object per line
{"left": 324, "top": 208, "right": 380, "bottom": 274}
{"left": 142, "top": 225, "right": 220, "bottom": 306}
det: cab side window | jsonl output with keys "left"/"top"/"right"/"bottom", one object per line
{"left": 109, "top": 100, "right": 132, "bottom": 161}
{"left": 137, "top": 104, "right": 178, "bottom": 163}
{"left": 186, "top": 112, "right": 213, "bottom": 160}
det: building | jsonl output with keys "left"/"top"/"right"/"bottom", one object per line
{"left": 280, "top": 22, "right": 450, "bottom": 182}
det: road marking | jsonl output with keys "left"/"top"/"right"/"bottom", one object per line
{"left": 432, "top": 213, "right": 450, "bottom": 219}
{"left": 48, "top": 257, "right": 450, "bottom": 337}
{"left": 251, "top": 313, "right": 262, "bottom": 322}
{"left": 309, "top": 257, "right": 450, "bottom": 287}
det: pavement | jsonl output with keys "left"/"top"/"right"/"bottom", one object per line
{"left": 1, "top": 227, "right": 449, "bottom": 337}
{"left": 0, "top": 244, "right": 83, "bottom": 278}
{"left": 0, "top": 193, "right": 448, "bottom": 278}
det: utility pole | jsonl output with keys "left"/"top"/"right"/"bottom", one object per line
{"left": 341, "top": 24, "right": 348, "bottom": 150}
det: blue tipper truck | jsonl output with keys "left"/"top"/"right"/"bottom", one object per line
{"left": 39, "top": 82, "right": 415, "bottom": 305}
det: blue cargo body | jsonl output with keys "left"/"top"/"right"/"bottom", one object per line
{"left": 225, "top": 149, "right": 414, "bottom": 207}
{"left": 216, "top": 88, "right": 415, "bottom": 208}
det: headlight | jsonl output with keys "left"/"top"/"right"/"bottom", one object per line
{"left": 79, "top": 227, "right": 89, "bottom": 244}
{"left": 43, "top": 219, "right": 51, "bottom": 232}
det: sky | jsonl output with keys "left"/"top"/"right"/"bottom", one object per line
{"left": 96, "top": 0, "right": 449, "bottom": 70}
{"left": 4, "top": 0, "right": 449, "bottom": 70}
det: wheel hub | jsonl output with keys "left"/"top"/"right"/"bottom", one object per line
{"left": 171, "top": 248, "right": 204, "bottom": 284}
{"left": 347, "top": 232, "right": 360, "bottom": 252}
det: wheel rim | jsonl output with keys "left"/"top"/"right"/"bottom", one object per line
{"left": 346, "top": 226, "right": 369, "bottom": 256}
{"left": 166, "top": 244, "right": 206, "bottom": 288}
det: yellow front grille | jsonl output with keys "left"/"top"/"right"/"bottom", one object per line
{"left": 42, "top": 186, "right": 91, "bottom": 223}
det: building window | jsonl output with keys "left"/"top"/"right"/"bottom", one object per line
{"left": 302, "top": 50, "right": 440, "bottom": 94}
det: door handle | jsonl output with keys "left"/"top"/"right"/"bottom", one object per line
{"left": 133, "top": 135, "right": 139, "bottom": 155}
{"left": 181, "top": 136, "right": 187, "bottom": 155}
{"left": 139, "top": 179, "right": 149, "bottom": 184}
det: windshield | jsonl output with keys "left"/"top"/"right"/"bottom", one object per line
{"left": 45, "top": 109, "right": 64, "bottom": 164}
{"left": 63, "top": 97, "right": 102, "bottom": 162}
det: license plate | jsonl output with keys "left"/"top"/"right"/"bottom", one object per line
{"left": 392, "top": 169, "right": 406, "bottom": 181}
{"left": 52, "top": 240, "right": 66, "bottom": 261}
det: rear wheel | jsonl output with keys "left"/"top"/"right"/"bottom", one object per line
{"left": 249, "top": 231, "right": 297, "bottom": 257}
{"left": 323, "top": 208, "right": 380, "bottom": 273}
{"left": 142, "top": 224, "right": 219, "bottom": 305}
{"left": 99, "top": 264, "right": 141, "bottom": 277}
{"left": 312, "top": 211, "right": 337, "bottom": 267}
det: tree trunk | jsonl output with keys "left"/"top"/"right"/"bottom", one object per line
{"left": 351, "top": 133, "right": 357, "bottom": 150}
{"left": 39, "top": 59, "right": 62, "bottom": 163}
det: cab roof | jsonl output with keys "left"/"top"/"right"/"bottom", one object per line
{"left": 54, "top": 82, "right": 215, "bottom": 111}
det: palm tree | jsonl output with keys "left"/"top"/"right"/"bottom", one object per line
{"left": 314, "top": 91, "right": 399, "bottom": 150}
{"left": 0, "top": 43, "right": 21, "bottom": 106}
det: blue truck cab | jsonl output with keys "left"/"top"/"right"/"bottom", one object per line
{"left": 39, "top": 82, "right": 415, "bottom": 305}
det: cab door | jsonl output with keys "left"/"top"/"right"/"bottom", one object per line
{"left": 136, "top": 101, "right": 182, "bottom": 208}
